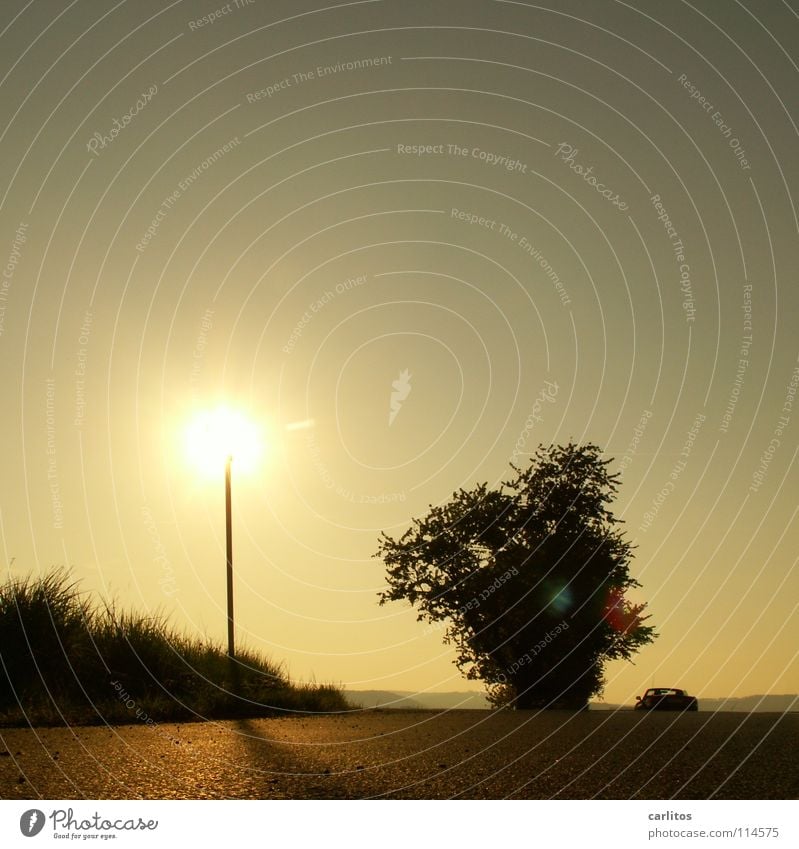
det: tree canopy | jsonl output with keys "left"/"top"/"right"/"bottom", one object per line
{"left": 376, "top": 443, "right": 656, "bottom": 709}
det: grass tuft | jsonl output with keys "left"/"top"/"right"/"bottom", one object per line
{"left": 0, "top": 568, "right": 349, "bottom": 726}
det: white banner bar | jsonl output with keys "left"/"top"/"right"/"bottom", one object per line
{"left": 1, "top": 799, "right": 796, "bottom": 848}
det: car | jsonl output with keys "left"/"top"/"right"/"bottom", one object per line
{"left": 635, "top": 687, "right": 698, "bottom": 711}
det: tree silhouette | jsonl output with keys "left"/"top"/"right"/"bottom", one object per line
{"left": 376, "top": 443, "right": 656, "bottom": 709}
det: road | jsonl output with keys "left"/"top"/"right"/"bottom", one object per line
{"left": 1, "top": 710, "right": 796, "bottom": 799}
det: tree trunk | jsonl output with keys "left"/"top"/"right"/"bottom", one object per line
{"left": 512, "top": 674, "right": 589, "bottom": 710}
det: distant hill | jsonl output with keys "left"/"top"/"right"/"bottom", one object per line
{"left": 346, "top": 690, "right": 490, "bottom": 710}
{"left": 690, "top": 694, "right": 798, "bottom": 713}
{"left": 346, "top": 690, "right": 798, "bottom": 712}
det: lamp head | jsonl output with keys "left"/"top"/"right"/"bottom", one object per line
{"left": 185, "top": 406, "right": 263, "bottom": 478}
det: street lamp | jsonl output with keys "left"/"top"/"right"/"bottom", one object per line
{"left": 225, "top": 453, "right": 234, "bottom": 657}
{"left": 186, "top": 406, "right": 262, "bottom": 659}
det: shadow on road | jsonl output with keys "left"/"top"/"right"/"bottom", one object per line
{"left": 231, "top": 717, "right": 354, "bottom": 799}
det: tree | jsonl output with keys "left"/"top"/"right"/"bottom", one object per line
{"left": 376, "top": 443, "right": 656, "bottom": 709}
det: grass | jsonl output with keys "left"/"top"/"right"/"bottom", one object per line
{"left": 0, "top": 568, "right": 349, "bottom": 726}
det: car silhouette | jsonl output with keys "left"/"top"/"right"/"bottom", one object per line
{"left": 635, "top": 687, "right": 698, "bottom": 711}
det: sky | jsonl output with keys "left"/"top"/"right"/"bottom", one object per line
{"left": 0, "top": 0, "right": 797, "bottom": 707}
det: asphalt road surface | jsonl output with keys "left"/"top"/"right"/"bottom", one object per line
{"left": 1, "top": 710, "right": 796, "bottom": 799}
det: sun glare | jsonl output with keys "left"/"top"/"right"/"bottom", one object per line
{"left": 185, "top": 406, "right": 264, "bottom": 478}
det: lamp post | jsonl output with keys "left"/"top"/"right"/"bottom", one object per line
{"left": 185, "top": 406, "right": 262, "bottom": 662}
{"left": 225, "top": 454, "right": 235, "bottom": 659}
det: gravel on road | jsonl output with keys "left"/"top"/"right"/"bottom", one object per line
{"left": 1, "top": 709, "right": 796, "bottom": 799}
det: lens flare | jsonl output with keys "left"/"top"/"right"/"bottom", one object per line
{"left": 603, "top": 588, "right": 646, "bottom": 635}
{"left": 545, "top": 582, "right": 574, "bottom": 615}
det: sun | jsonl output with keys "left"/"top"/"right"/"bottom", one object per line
{"left": 184, "top": 406, "right": 264, "bottom": 478}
